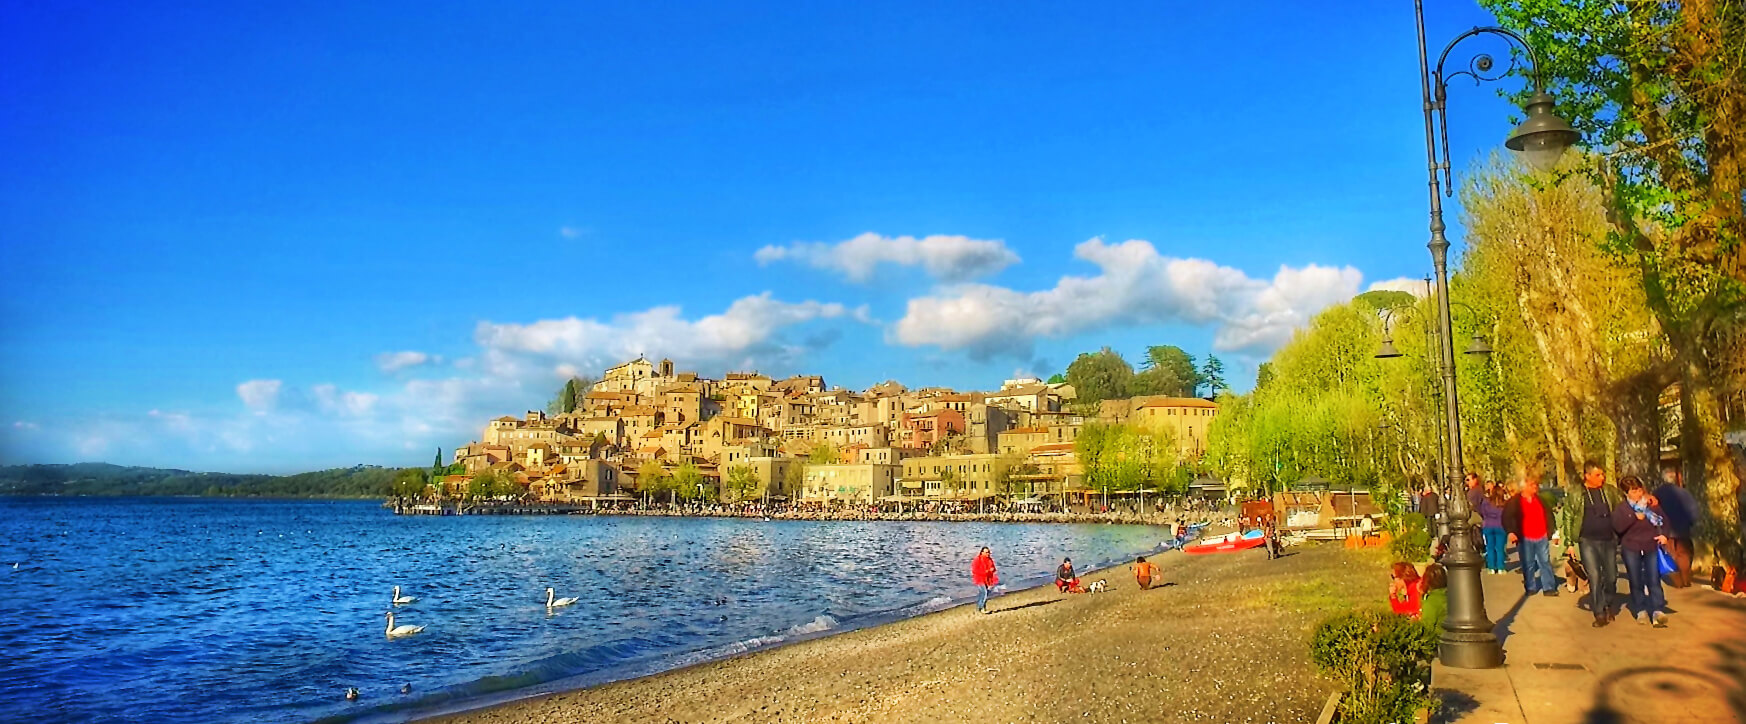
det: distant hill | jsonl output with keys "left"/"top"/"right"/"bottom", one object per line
{"left": 0, "top": 462, "right": 404, "bottom": 498}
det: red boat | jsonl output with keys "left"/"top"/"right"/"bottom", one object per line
{"left": 1183, "top": 530, "right": 1268, "bottom": 555}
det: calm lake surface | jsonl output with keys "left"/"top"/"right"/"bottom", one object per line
{"left": 0, "top": 497, "right": 1179, "bottom": 723}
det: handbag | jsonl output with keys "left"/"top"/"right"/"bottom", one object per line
{"left": 1656, "top": 543, "right": 1679, "bottom": 577}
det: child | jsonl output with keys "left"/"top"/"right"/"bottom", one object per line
{"left": 1389, "top": 561, "right": 1423, "bottom": 618}
{"left": 1132, "top": 556, "right": 1157, "bottom": 590}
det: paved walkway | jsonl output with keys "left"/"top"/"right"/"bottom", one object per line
{"left": 1432, "top": 564, "right": 1746, "bottom": 724}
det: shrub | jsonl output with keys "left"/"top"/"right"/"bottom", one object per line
{"left": 1389, "top": 512, "right": 1431, "bottom": 562}
{"left": 1309, "top": 609, "right": 1439, "bottom": 724}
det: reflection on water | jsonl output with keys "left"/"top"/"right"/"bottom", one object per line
{"left": 0, "top": 498, "right": 1177, "bottom": 723}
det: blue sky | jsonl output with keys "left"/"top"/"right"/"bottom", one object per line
{"left": 1, "top": 1, "right": 1528, "bottom": 473}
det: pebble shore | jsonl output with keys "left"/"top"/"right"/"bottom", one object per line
{"left": 428, "top": 542, "right": 1387, "bottom": 724}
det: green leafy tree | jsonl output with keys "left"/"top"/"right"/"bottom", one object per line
{"left": 1201, "top": 355, "right": 1227, "bottom": 397}
{"left": 724, "top": 465, "right": 761, "bottom": 503}
{"left": 1483, "top": 0, "right": 1744, "bottom": 566}
{"left": 673, "top": 461, "right": 707, "bottom": 502}
{"left": 431, "top": 448, "right": 444, "bottom": 474}
{"left": 1132, "top": 345, "right": 1202, "bottom": 397}
{"left": 808, "top": 444, "right": 840, "bottom": 464}
{"left": 637, "top": 460, "right": 674, "bottom": 503}
{"left": 1065, "top": 347, "right": 1135, "bottom": 406}
{"left": 1046, "top": 373, "right": 1067, "bottom": 385}
{"left": 392, "top": 468, "right": 430, "bottom": 499}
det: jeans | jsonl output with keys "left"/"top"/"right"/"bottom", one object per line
{"left": 1520, "top": 537, "right": 1557, "bottom": 594}
{"left": 1578, "top": 537, "right": 1618, "bottom": 617}
{"left": 976, "top": 584, "right": 992, "bottom": 611}
{"left": 1482, "top": 527, "right": 1509, "bottom": 572}
{"left": 1621, "top": 548, "right": 1666, "bottom": 617}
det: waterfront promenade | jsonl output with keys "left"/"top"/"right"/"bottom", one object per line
{"left": 1432, "top": 568, "right": 1746, "bottom": 723}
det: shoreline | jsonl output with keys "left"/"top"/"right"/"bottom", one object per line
{"left": 394, "top": 502, "right": 1227, "bottom": 527}
{"left": 410, "top": 531, "right": 1377, "bottom": 724}
{"left": 388, "top": 529, "right": 1212, "bottom": 724}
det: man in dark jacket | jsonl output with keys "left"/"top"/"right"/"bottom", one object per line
{"left": 1559, "top": 461, "right": 1624, "bottom": 626}
{"left": 1503, "top": 473, "right": 1560, "bottom": 597}
{"left": 1654, "top": 466, "right": 1698, "bottom": 588}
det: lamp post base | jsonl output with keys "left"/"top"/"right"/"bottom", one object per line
{"left": 1439, "top": 534, "right": 1503, "bottom": 669}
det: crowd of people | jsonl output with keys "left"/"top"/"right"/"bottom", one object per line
{"left": 1408, "top": 460, "right": 1697, "bottom": 629}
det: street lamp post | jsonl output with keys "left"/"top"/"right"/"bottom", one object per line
{"left": 1411, "top": 0, "right": 1579, "bottom": 669}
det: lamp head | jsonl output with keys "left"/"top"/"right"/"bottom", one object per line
{"left": 1375, "top": 338, "right": 1403, "bottom": 359}
{"left": 1505, "top": 92, "right": 1579, "bottom": 171}
{"left": 1464, "top": 334, "right": 1494, "bottom": 356}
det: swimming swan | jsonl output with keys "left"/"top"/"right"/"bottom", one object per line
{"left": 391, "top": 586, "right": 417, "bottom": 605}
{"left": 384, "top": 612, "right": 425, "bottom": 638}
{"left": 545, "top": 588, "right": 578, "bottom": 608}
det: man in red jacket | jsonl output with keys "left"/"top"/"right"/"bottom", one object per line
{"left": 1503, "top": 474, "right": 1561, "bottom": 598}
{"left": 972, "top": 547, "right": 998, "bottom": 614}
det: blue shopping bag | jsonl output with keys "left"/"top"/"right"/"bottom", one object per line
{"left": 1656, "top": 544, "right": 1679, "bottom": 577}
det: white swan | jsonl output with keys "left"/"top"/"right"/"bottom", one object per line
{"left": 384, "top": 611, "right": 425, "bottom": 638}
{"left": 391, "top": 586, "right": 417, "bottom": 605}
{"left": 545, "top": 587, "right": 578, "bottom": 608}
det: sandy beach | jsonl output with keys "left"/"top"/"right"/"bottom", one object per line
{"left": 431, "top": 542, "right": 1387, "bottom": 724}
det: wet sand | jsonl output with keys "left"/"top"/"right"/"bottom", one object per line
{"left": 430, "top": 542, "right": 1387, "bottom": 724}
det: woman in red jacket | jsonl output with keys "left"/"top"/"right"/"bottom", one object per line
{"left": 972, "top": 547, "right": 999, "bottom": 614}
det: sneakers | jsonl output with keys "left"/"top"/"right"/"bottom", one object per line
{"left": 1652, "top": 612, "right": 1668, "bottom": 628}
{"left": 1591, "top": 617, "right": 1609, "bottom": 628}
{"left": 1542, "top": 590, "right": 1560, "bottom": 598}
{"left": 1636, "top": 612, "right": 1649, "bottom": 625}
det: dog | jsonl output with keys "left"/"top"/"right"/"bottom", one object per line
{"left": 1564, "top": 552, "right": 1591, "bottom": 595}
{"left": 1085, "top": 579, "right": 1108, "bottom": 593}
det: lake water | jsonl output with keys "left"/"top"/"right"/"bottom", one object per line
{"left": 0, "top": 497, "right": 1181, "bottom": 723}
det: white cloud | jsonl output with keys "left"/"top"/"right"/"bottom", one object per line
{"left": 475, "top": 292, "right": 857, "bottom": 376}
{"left": 376, "top": 350, "right": 432, "bottom": 372}
{"left": 755, "top": 232, "right": 1020, "bottom": 282}
{"left": 11, "top": 421, "right": 38, "bottom": 431}
{"left": 891, "top": 238, "right": 1363, "bottom": 358}
{"left": 236, "top": 380, "right": 283, "bottom": 413}
{"left": 311, "top": 384, "right": 380, "bottom": 417}
{"left": 559, "top": 226, "right": 584, "bottom": 239}
{"left": 1366, "top": 277, "right": 1431, "bottom": 296}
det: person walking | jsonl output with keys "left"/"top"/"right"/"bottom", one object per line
{"left": 1560, "top": 460, "right": 1623, "bottom": 626}
{"left": 1502, "top": 470, "right": 1559, "bottom": 598}
{"left": 1614, "top": 476, "right": 1671, "bottom": 627}
{"left": 1654, "top": 466, "right": 1698, "bottom": 588}
{"left": 1479, "top": 485, "right": 1508, "bottom": 574}
{"left": 971, "top": 547, "right": 999, "bottom": 614}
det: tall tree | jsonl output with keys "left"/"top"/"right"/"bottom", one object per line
{"left": 1201, "top": 355, "right": 1227, "bottom": 396}
{"left": 674, "top": 461, "right": 707, "bottom": 502}
{"left": 1483, "top": 0, "right": 1745, "bottom": 566}
{"left": 1065, "top": 348, "right": 1135, "bottom": 405}
{"left": 1133, "top": 345, "right": 1201, "bottom": 397}
{"left": 431, "top": 448, "right": 444, "bottom": 474}
{"left": 724, "top": 465, "right": 761, "bottom": 503}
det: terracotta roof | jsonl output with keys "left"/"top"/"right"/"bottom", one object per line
{"left": 494, "top": 416, "right": 517, "bottom": 422}
{"left": 1029, "top": 442, "right": 1076, "bottom": 454}
{"left": 988, "top": 384, "right": 1047, "bottom": 396}
{"left": 643, "top": 430, "right": 663, "bottom": 438}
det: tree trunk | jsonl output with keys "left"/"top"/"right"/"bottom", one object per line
{"left": 1680, "top": 356, "right": 1745, "bottom": 569}
{"left": 1610, "top": 372, "right": 1664, "bottom": 481}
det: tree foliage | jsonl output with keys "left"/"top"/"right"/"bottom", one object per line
{"left": 0, "top": 463, "right": 407, "bottom": 498}
{"left": 1133, "top": 345, "right": 1202, "bottom": 397}
{"left": 1065, "top": 347, "right": 1134, "bottom": 406}
{"left": 724, "top": 465, "right": 761, "bottom": 503}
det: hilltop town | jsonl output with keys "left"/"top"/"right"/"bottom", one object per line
{"left": 437, "top": 356, "right": 1219, "bottom": 507}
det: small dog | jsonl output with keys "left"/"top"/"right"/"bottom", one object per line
{"left": 1564, "top": 553, "right": 1591, "bottom": 595}
{"left": 1085, "top": 579, "right": 1108, "bottom": 593}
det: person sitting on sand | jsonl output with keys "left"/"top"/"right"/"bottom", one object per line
{"left": 1388, "top": 561, "right": 1423, "bottom": 618}
{"left": 1131, "top": 556, "right": 1157, "bottom": 590}
{"left": 1055, "top": 557, "right": 1079, "bottom": 593}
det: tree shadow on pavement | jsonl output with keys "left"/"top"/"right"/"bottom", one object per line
{"left": 1586, "top": 665, "right": 1737, "bottom": 724}
{"left": 1429, "top": 689, "right": 1478, "bottom": 724}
